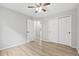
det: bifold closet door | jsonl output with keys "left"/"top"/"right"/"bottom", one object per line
{"left": 58, "top": 16, "right": 71, "bottom": 46}
{"left": 26, "top": 19, "right": 34, "bottom": 42}
{"left": 34, "top": 20, "right": 42, "bottom": 41}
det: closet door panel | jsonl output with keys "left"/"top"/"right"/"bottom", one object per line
{"left": 65, "top": 17, "right": 71, "bottom": 46}
{"left": 58, "top": 16, "right": 71, "bottom": 46}
{"left": 26, "top": 19, "right": 34, "bottom": 42}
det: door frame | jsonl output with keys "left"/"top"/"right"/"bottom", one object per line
{"left": 58, "top": 15, "right": 72, "bottom": 46}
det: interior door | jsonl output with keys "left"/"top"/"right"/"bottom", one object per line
{"left": 34, "top": 20, "right": 42, "bottom": 42}
{"left": 58, "top": 16, "right": 71, "bottom": 46}
{"left": 66, "top": 16, "right": 71, "bottom": 46}
{"left": 26, "top": 19, "right": 34, "bottom": 42}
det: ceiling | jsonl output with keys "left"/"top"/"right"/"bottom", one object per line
{"left": 0, "top": 3, "right": 78, "bottom": 18}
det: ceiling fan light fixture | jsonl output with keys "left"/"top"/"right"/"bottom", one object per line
{"left": 35, "top": 7, "right": 42, "bottom": 12}
{"left": 28, "top": 3, "right": 51, "bottom": 13}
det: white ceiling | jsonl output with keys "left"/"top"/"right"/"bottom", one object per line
{"left": 0, "top": 3, "right": 78, "bottom": 18}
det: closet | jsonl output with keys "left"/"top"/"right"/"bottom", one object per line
{"left": 26, "top": 19, "right": 42, "bottom": 45}
{"left": 26, "top": 19, "right": 35, "bottom": 42}
{"left": 58, "top": 16, "right": 71, "bottom": 46}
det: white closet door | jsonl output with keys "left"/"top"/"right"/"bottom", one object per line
{"left": 34, "top": 21, "right": 42, "bottom": 40}
{"left": 26, "top": 19, "right": 34, "bottom": 42}
{"left": 58, "top": 16, "right": 71, "bottom": 46}
{"left": 66, "top": 16, "right": 71, "bottom": 46}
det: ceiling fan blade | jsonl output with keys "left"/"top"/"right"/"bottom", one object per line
{"left": 28, "top": 6, "right": 35, "bottom": 8}
{"left": 42, "top": 8, "right": 46, "bottom": 12}
{"left": 43, "top": 3, "right": 50, "bottom": 6}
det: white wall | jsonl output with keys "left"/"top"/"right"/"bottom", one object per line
{"left": 0, "top": 4, "right": 78, "bottom": 50}
{"left": 77, "top": 4, "right": 79, "bottom": 51}
{"left": 0, "top": 6, "right": 28, "bottom": 50}
{"left": 47, "top": 18, "right": 59, "bottom": 43}
{"left": 40, "top": 20, "right": 48, "bottom": 41}
{"left": 38, "top": 8, "right": 77, "bottom": 48}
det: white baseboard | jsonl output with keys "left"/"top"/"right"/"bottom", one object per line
{"left": 77, "top": 49, "right": 79, "bottom": 53}
{"left": 42, "top": 40, "right": 76, "bottom": 48}
{"left": 0, "top": 40, "right": 33, "bottom": 50}
{"left": 78, "top": 50, "right": 79, "bottom": 53}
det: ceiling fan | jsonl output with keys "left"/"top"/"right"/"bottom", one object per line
{"left": 28, "top": 3, "right": 51, "bottom": 13}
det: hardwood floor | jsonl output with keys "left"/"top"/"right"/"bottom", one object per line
{"left": 0, "top": 41, "right": 78, "bottom": 56}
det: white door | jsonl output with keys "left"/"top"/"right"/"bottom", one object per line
{"left": 26, "top": 19, "right": 34, "bottom": 42}
{"left": 66, "top": 16, "right": 71, "bottom": 46}
{"left": 58, "top": 16, "right": 71, "bottom": 46}
{"left": 34, "top": 20, "right": 42, "bottom": 42}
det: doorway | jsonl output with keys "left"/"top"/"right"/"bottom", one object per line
{"left": 26, "top": 19, "right": 42, "bottom": 45}
{"left": 34, "top": 20, "right": 42, "bottom": 45}
{"left": 48, "top": 16, "right": 71, "bottom": 46}
{"left": 58, "top": 16, "right": 71, "bottom": 46}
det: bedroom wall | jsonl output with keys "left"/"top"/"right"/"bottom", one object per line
{"left": 77, "top": 4, "right": 79, "bottom": 51}
{"left": 38, "top": 8, "right": 77, "bottom": 48}
{"left": 0, "top": 6, "right": 29, "bottom": 50}
{"left": 0, "top": 4, "right": 78, "bottom": 50}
